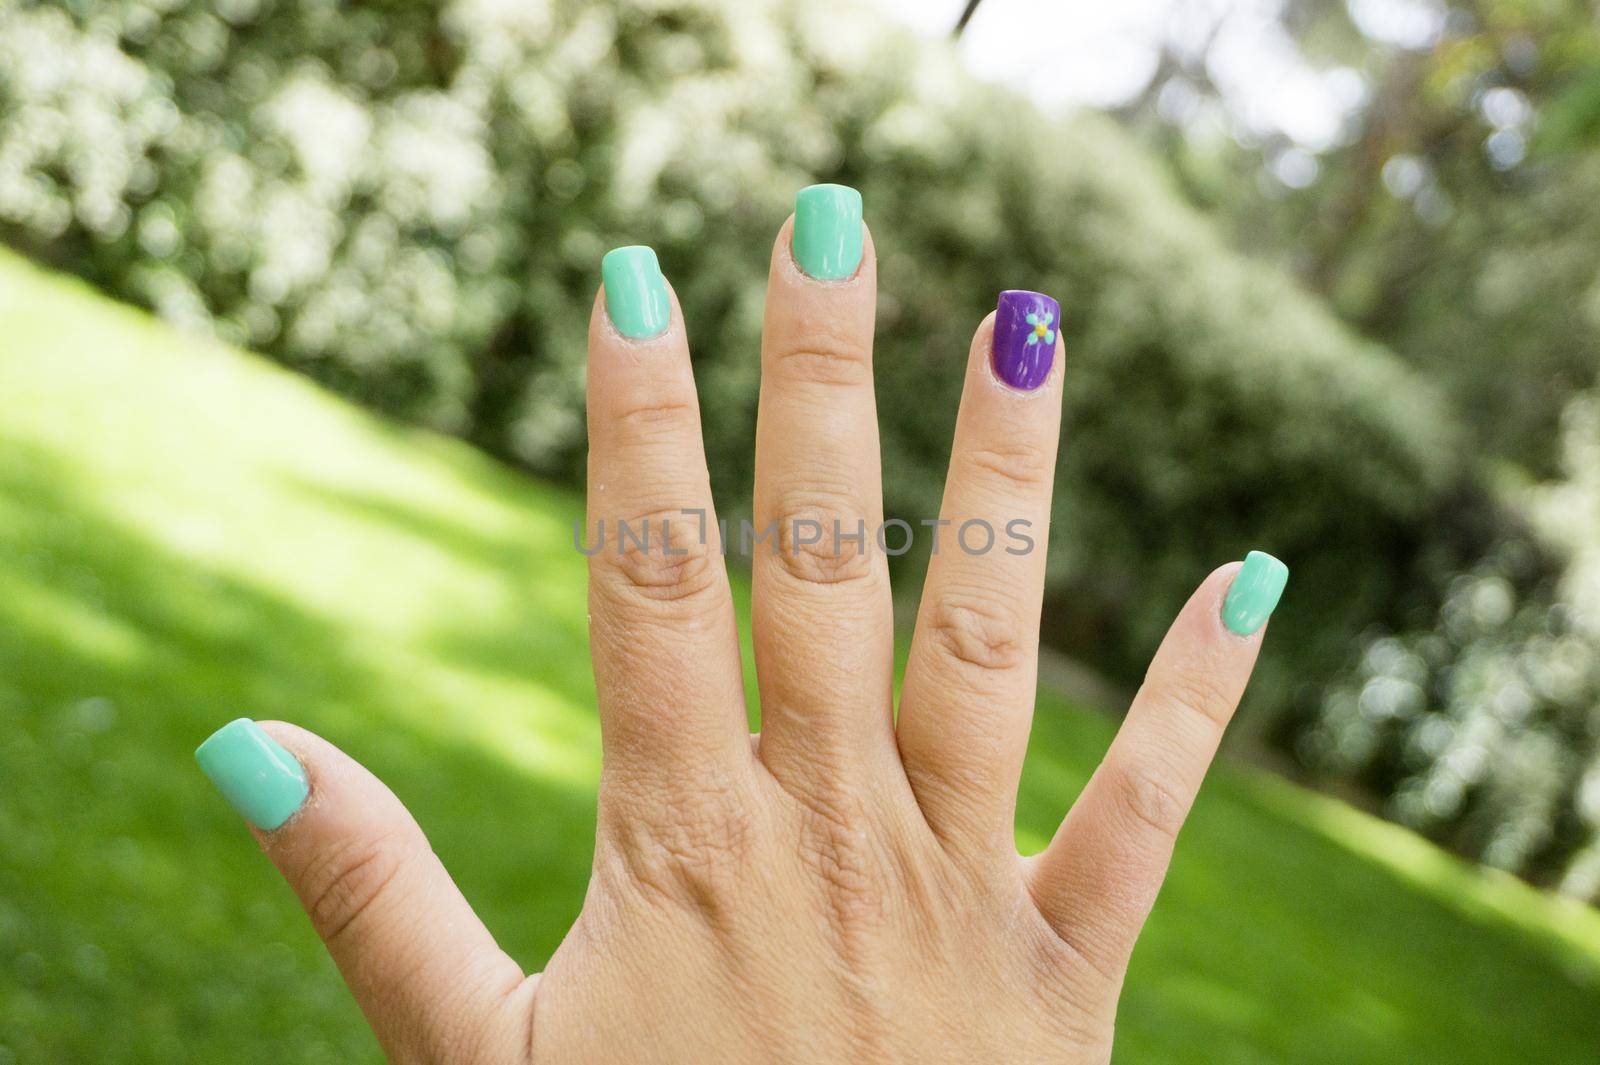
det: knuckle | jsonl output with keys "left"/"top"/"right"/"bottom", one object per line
{"left": 795, "top": 796, "right": 887, "bottom": 941}
{"left": 609, "top": 392, "right": 699, "bottom": 443}
{"left": 1019, "top": 937, "right": 1119, "bottom": 1049}
{"left": 1147, "top": 660, "right": 1236, "bottom": 734}
{"left": 769, "top": 330, "right": 872, "bottom": 388}
{"left": 1030, "top": 922, "right": 1121, "bottom": 996}
{"left": 612, "top": 784, "right": 755, "bottom": 923}
{"left": 770, "top": 499, "right": 876, "bottom": 586}
{"left": 592, "top": 507, "right": 721, "bottom": 606}
{"left": 302, "top": 829, "right": 416, "bottom": 944}
{"left": 963, "top": 439, "right": 1055, "bottom": 492}
{"left": 927, "top": 593, "right": 1027, "bottom": 675}
{"left": 1111, "top": 760, "right": 1189, "bottom": 843}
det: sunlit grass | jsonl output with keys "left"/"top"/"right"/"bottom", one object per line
{"left": 1, "top": 249, "right": 1597, "bottom": 1063}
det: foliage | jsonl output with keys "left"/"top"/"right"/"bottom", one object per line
{"left": 1308, "top": 392, "right": 1600, "bottom": 896}
{"left": 5, "top": 248, "right": 1600, "bottom": 1064}
{"left": 0, "top": 0, "right": 1476, "bottom": 711}
{"left": 1110, "top": 0, "right": 1600, "bottom": 892}
{"left": 1285, "top": 2, "right": 1600, "bottom": 892}
{"left": 1307, "top": 0, "right": 1600, "bottom": 476}
{"left": 1134, "top": 0, "right": 1600, "bottom": 475}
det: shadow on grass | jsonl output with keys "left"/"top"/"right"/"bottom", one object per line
{"left": 0, "top": 443, "right": 594, "bottom": 1065}
{"left": 276, "top": 473, "right": 594, "bottom": 694}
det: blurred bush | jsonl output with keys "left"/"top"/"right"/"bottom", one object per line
{"left": 1309, "top": 392, "right": 1600, "bottom": 895}
{"left": 1111, "top": 0, "right": 1600, "bottom": 894}
{"left": 0, "top": 1, "right": 1486, "bottom": 716}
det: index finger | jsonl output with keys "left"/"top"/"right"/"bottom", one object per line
{"left": 585, "top": 246, "right": 752, "bottom": 792}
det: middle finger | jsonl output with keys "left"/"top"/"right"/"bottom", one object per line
{"left": 751, "top": 184, "right": 896, "bottom": 794}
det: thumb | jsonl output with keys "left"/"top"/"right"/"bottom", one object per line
{"left": 196, "top": 719, "right": 532, "bottom": 1064}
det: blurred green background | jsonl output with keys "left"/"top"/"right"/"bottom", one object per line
{"left": 2, "top": 0, "right": 1599, "bottom": 1061}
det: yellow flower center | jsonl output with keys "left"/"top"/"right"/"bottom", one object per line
{"left": 1034, "top": 322, "right": 1048, "bottom": 336}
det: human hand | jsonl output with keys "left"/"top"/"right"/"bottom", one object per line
{"left": 196, "top": 183, "right": 1288, "bottom": 1063}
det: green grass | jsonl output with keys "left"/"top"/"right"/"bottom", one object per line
{"left": 1, "top": 248, "right": 1597, "bottom": 1064}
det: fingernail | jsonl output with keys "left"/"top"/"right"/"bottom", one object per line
{"left": 601, "top": 245, "right": 670, "bottom": 339}
{"left": 991, "top": 290, "right": 1061, "bottom": 391}
{"left": 792, "top": 183, "right": 863, "bottom": 280}
{"left": 195, "top": 719, "right": 309, "bottom": 830}
{"left": 1221, "top": 551, "right": 1289, "bottom": 636}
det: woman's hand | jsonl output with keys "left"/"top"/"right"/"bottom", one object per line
{"left": 196, "top": 184, "right": 1287, "bottom": 1064}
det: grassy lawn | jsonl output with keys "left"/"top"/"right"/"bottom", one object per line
{"left": 1, "top": 248, "right": 1598, "bottom": 1063}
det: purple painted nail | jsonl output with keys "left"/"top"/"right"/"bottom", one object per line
{"left": 991, "top": 290, "right": 1060, "bottom": 391}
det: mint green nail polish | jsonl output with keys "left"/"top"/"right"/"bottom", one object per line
{"left": 601, "top": 245, "right": 670, "bottom": 339}
{"left": 195, "top": 719, "right": 309, "bottom": 830}
{"left": 792, "top": 183, "right": 863, "bottom": 280}
{"left": 1221, "top": 551, "right": 1289, "bottom": 636}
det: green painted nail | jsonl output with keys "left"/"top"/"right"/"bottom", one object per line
{"left": 601, "top": 245, "right": 670, "bottom": 339}
{"left": 1221, "top": 551, "right": 1289, "bottom": 636}
{"left": 195, "top": 719, "right": 309, "bottom": 830}
{"left": 792, "top": 183, "right": 863, "bottom": 280}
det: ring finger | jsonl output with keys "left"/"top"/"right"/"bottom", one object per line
{"left": 896, "top": 291, "right": 1066, "bottom": 856}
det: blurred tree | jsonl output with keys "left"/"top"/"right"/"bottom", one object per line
{"left": 1109, "top": 0, "right": 1600, "bottom": 892}
{"left": 1123, "top": 0, "right": 1600, "bottom": 473}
